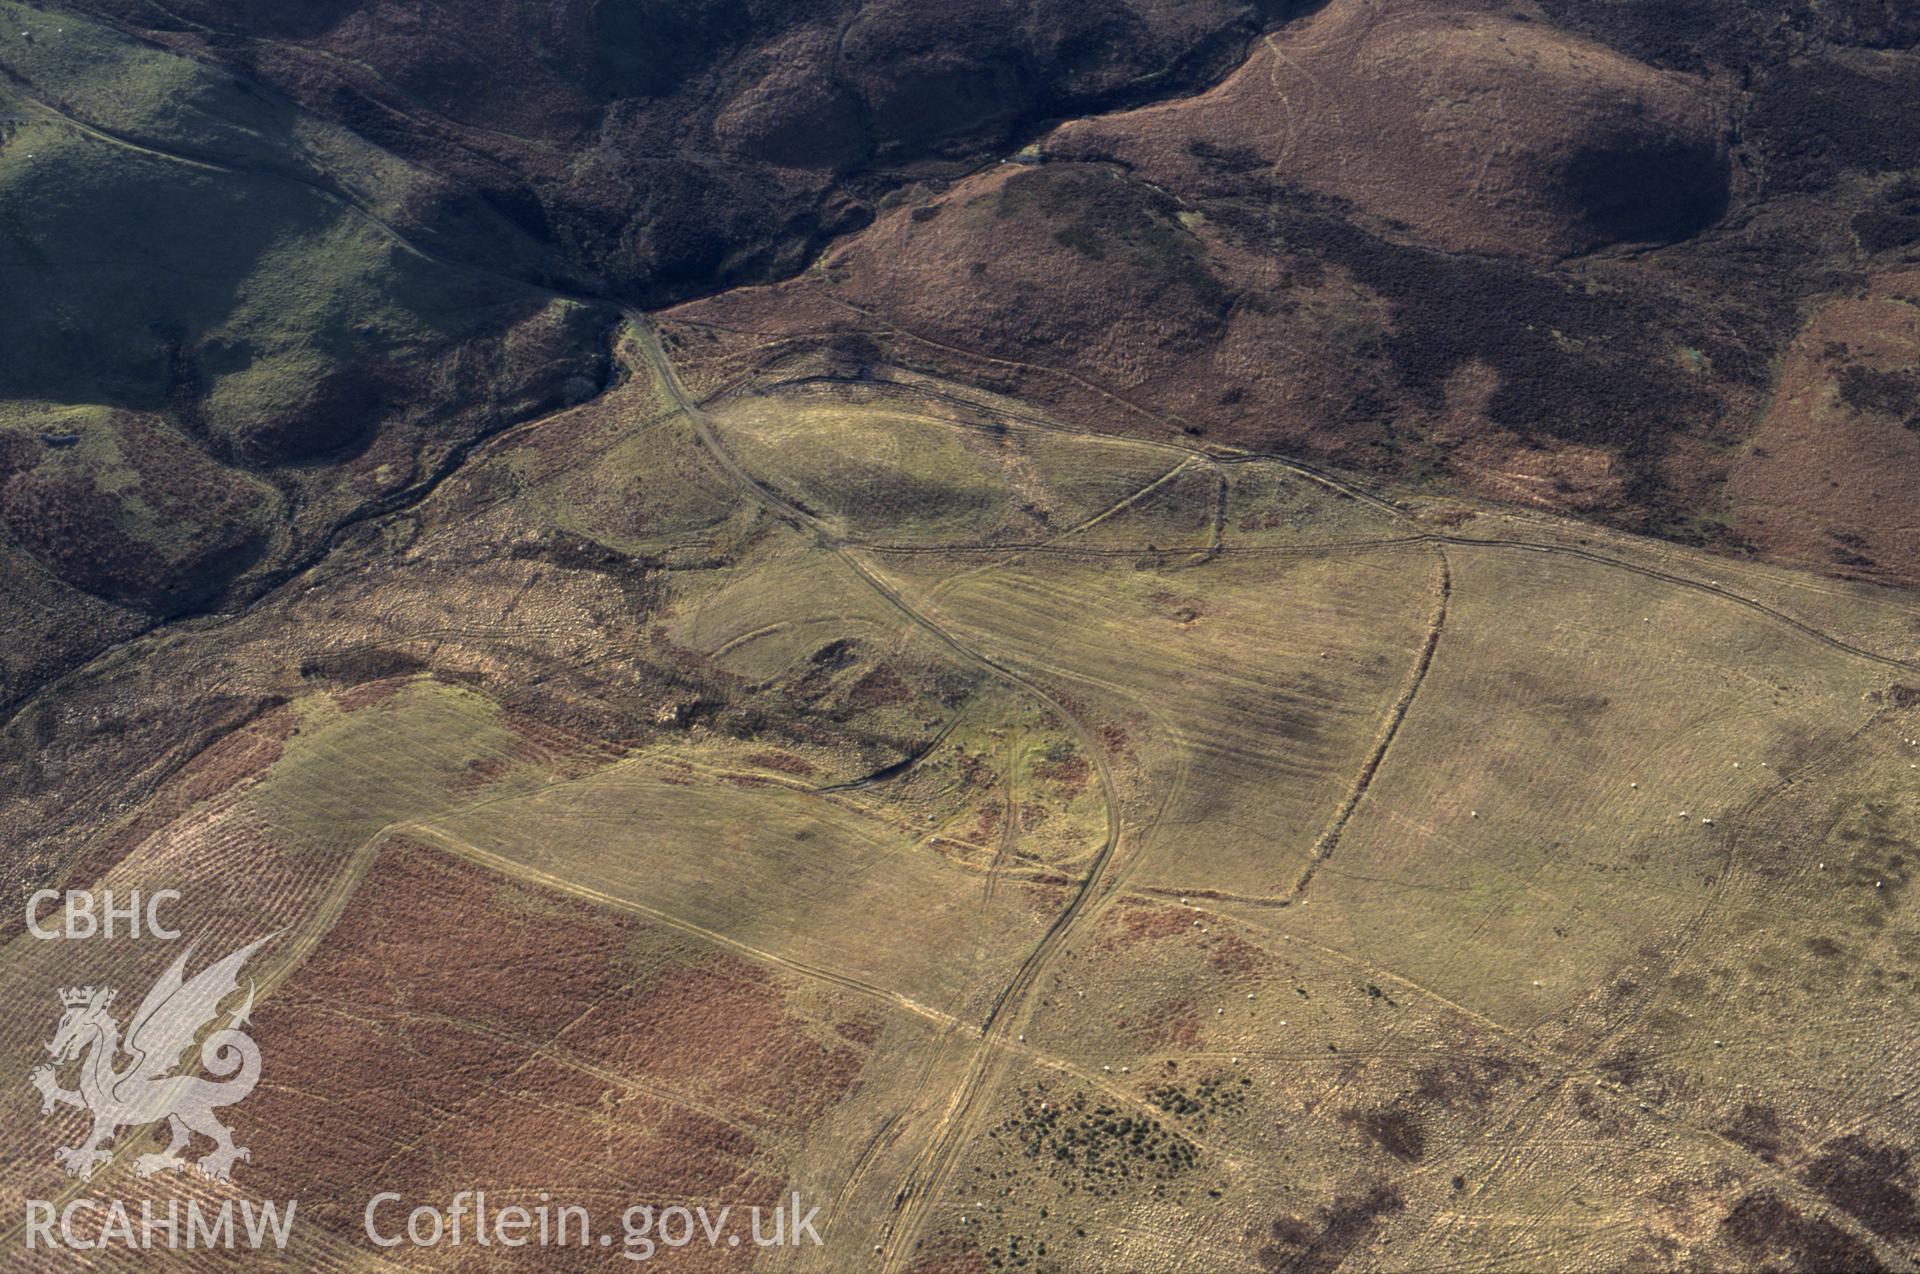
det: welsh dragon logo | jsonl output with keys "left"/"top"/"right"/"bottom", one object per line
{"left": 31, "top": 934, "right": 275, "bottom": 1182}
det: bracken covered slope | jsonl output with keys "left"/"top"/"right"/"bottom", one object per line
{"left": 670, "top": 0, "right": 1920, "bottom": 584}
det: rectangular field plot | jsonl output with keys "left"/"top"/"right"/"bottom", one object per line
{"left": 867, "top": 545, "right": 1443, "bottom": 898}
{"left": 1279, "top": 544, "right": 1893, "bottom": 1034}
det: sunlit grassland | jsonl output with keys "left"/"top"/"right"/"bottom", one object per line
{"left": 866, "top": 545, "right": 1442, "bottom": 897}
{"left": 419, "top": 745, "right": 1067, "bottom": 1024}
{"left": 1277, "top": 545, "right": 1890, "bottom": 1029}
{"left": 705, "top": 391, "right": 1191, "bottom": 546}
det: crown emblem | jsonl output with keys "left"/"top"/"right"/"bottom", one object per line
{"left": 60, "top": 986, "right": 102, "bottom": 1008}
